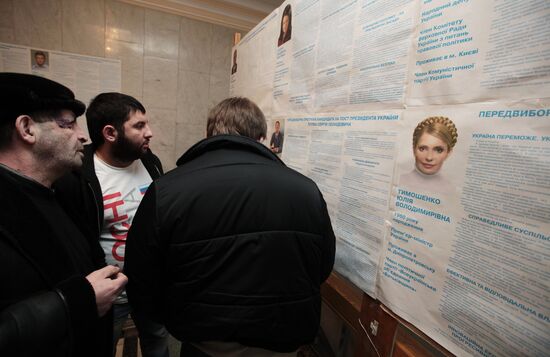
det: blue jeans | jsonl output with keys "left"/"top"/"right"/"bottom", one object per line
{"left": 113, "top": 303, "right": 169, "bottom": 357}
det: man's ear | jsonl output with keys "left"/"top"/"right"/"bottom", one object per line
{"left": 14, "top": 115, "right": 37, "bottom": 144}
{"left": 102, "top": 125, "right": 118, "bottom": 143}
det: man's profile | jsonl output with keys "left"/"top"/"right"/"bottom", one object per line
{"left": 54, "top": 92, "right": 168, "bottom": 357}
{"left": 0, "top": 73, "right": 127, "bottom": 357}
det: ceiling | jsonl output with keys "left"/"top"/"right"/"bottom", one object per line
{"left": 118, "top": 0, "right": 284, "bottom": 32}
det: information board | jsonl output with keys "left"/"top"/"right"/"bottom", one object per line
{"left": 231, "top": 1, "right": 550, "bottom": 356}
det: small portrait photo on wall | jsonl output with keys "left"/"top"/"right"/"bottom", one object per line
{"left": 277, "top": 4, "right": 292, "bottom": 47}
{"left": 31, "top": 50, "right": 50, "bottom": 71}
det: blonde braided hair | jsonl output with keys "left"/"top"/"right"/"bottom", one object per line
{"left": 412, "top": 116, "right": 458, "bottom": 151}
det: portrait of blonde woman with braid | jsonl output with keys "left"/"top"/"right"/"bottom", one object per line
{"left": 399, "top": 116, "right": 458, "bottom": 194}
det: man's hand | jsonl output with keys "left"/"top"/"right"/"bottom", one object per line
{"left": 86, "top": 265, "right": 128, "bottom": 317}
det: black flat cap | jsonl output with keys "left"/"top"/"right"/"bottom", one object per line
{"left": 0, "top": 72, "right": 85, "bottom": 122}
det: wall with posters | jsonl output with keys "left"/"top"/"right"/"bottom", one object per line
{"left": 0, "top": 42, "right": 122, "bottom": 115}
{"left": 230, "top": 1, "right": 550, "bottom": 356}
{"left": 0, "top": 0, "right": 237, "bottom": 169}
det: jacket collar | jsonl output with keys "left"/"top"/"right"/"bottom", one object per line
{"left": 81, "top": 144, "right": 98, "bottom": 182}
{"left": 81, "top": 144, "right": 161, "bottom": 180}
{"left": 176, "top": 135, "right": 285, "bottom": 166}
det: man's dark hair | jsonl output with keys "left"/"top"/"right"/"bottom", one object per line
{"left": 34, "top": 51, "right": 46, "bottom": 58}
{"left": 207, "top": 97, "right": 267, "bottom": 140}
{"left": 86, "top": 92, "right": 145, "bottom": 149}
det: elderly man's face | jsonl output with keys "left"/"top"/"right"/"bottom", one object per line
{"left": 35, "top": 109, "right": 88, "bottom": 171}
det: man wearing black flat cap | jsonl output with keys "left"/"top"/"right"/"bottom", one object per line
{"left": 0, "top": 73, "right": 127, "bottom": 357}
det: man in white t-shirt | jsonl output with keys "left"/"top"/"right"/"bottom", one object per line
{"left": 54, "top": 92, "right": 167, "bottom": 357}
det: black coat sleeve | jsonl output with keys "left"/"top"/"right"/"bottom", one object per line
{"left": 0, "top": 279, "right": 104, "bottom": 357}
{"left": 125, "top": 182, "right": 164, "bottom": 323}
{"left": 145, "top": 151, "right": 164, "bottom": 178}
{"left": 319, "top": 193, "right": 336, "bottom": 283}
{"left": 0, "top": 290, "right": 71, "bottom": 356}
{"left": 153, "top": 153, "right": 164, "bottom": 176}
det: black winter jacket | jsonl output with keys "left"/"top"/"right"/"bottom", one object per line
{"left": 125, "top": 135, "right": 336, "bottom": 352}
{"left": 0, "top": 166, "right": 112, "bottom": 357}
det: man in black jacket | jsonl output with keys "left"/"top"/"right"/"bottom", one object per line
{"left": 54, "top": 92, "right": 168, "bottom": 357}
{"left": 125, "top": 97, "right": 336, "bottom": 356}
{"left": 0, "top": 73, "right": 127, "bottom": 356}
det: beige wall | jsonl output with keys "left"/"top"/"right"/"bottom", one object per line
{"left": 0, "top": 0, "right": 238, "bottom": 170}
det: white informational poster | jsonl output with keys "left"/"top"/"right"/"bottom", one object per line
{"left": 231, "top": 0, "right": 550, "bottom": 356}
{"left": 406, "top": 0, "right": 550, "bottom": 105}
{"left": 272, "top": 0, "right": 320, "bottom": 115}
{"left": 0, "top": 42, "right": 121, "bottom": 114}
{"left": 282, "top": 113, "right": 402, "bottom": 296}
{"left": 379, "top": 102, "right": 550, "bottom": 357}
{"left": 230, "top": 9, "right": 279, "bottom": 117}
{"left": 265, "top": 0, "right": 419, "bottom": 115}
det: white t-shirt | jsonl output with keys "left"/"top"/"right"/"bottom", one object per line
{"left": 95, "top": 155, "right": 152, "bottom": 302}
